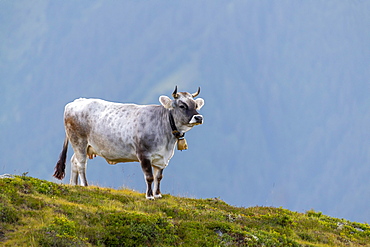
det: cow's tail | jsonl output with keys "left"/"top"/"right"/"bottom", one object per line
{"left": 53, "top": 136, "right": 69, "bottom": 180}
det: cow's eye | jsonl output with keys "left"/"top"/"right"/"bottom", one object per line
{"left": 179, "top": 104, "right": 187, "bottom": 109}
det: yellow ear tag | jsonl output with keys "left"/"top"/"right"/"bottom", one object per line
{"left": 177, "top": 138, "right": 188, "bottom": 150}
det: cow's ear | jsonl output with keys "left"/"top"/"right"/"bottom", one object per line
{"left": 159, "top": 96, "right": 173, "bottom": 109}
{"left": 195, "top": 98, "right": 204, "bottom": 110}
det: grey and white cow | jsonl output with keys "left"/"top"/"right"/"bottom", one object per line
{"left": 53, "top": 86, "right": 204, "bottom": 199}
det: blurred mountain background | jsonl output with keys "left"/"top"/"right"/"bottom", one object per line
{"left": 1, "top": 1, "right": 369, "bottom": 223}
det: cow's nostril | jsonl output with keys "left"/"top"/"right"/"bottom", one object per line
{"left": 189, "top": 115, "right": 203, "bottom": 125}
{"left": 194, "top": 115, "right": 203, "bottom": 123}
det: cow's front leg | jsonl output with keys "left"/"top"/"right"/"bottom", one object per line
{"left": 140, "top": 158, "right": 154, "bottom": 200}
{"left": 153, "top": 167, "right": 163, "bottom": 199}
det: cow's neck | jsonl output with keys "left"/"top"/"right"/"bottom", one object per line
{"left": 168, "top": 111, "right": 185, "bottom": 139}
{"left": 168, "top": 110, "right": 188, "bottom": 151}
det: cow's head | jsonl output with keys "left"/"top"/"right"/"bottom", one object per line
{"left": 160, "top": 86, "right": 204, "bottom": 132}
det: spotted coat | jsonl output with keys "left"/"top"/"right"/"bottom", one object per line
{"left": 53, "top": 87, "right": 204, "bottom": 199}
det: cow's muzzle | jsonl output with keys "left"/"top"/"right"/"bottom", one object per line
{"left": 189, "top": 114, "right": 203, "bottom": 125}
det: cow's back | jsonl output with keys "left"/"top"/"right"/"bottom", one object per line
{"left": 64, "top": 98, "right": 139, "bottom": 131}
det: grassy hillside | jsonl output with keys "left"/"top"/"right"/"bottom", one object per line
{"left": 2, "top": 1, "right": 370, "bottom": 223}
{"left": 0, "top": 176, "right": 369, "bottom": 246}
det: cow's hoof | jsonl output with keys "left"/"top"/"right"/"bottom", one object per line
{"left": 146, "top": 195, "right": 155, "bottom": 200}
{"left": 154, "top": 194, "right": 162, "bottom": 199}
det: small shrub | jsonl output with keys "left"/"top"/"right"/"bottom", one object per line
{"left": 38, "top": 216, "right": 87, "bottom": 247}
{"left": 24, "top": 196, "right": 45, "bottom": 210}
{"left": 253, "top": 230, "right": 300, "bottom": 247}
{"left": 298, "top": 232, "right": 321, "bottom": 243}
{"left": 0, "top": 203, "right": 19, "bottom": 223}
{"left": 275, "top": 214, "right": 293, "bottom": 227}
{"left": 101, "top": 211, "right": 178, "bottom": 246}
{"left": 306, "top": 209, "right": 322, "bottom": 218}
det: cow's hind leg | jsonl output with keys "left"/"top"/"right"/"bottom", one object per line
{"left": 70, "top": 146, "right": 89, "bottom": 186}
{"left": 153, "top": 167, "right": 163, "bottom": 199}
{"left": 70, "top": 154, "right": 79, "bottom": 185}
{"left": 139, "top": 157, "right": 154, "bottom": 200}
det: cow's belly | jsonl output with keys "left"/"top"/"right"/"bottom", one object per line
{"left": 100, "top": 150, "right": 139, "bottom": 164}
{"left": 105, "top": 157, "right": 139, "bottom": 165}
{"left": 87, "top": 139, "right": 139, "bottom": 164}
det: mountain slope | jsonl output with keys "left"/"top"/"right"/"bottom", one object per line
{"left": 1, "top": 176, "right": 370, "bottom": 246}
{"left": 1, "top": 0, "right": 370, "bottom": 223}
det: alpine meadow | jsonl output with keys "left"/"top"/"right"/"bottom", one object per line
{"left": 1, "top": 0, "right": 370, "bottom": 233}
{"left": 1, "top": 175, "right": 370, "bottom": 246}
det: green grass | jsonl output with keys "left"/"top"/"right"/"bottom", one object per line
{"left": 0, "top": 175, "right": 369, "bottom": 246}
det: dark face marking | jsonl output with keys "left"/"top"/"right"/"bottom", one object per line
{"left": 173, "top": 98, "right": 199, "bottom": 125}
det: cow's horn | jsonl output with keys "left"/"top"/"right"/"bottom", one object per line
{"left": 192, "top": 87, "right": 200, "bottom": 98}
{"left": 172, "top": 86, "right": 179, "bottom": 99}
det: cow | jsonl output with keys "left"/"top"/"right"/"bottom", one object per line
{"left": 53, "top": 86, "right": 204, "bottom": 199}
